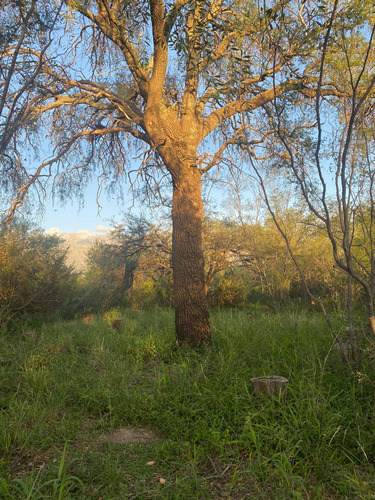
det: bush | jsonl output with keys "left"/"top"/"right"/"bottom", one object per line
{"left": 0, "top": 222, "right": 78, "bottom": 323}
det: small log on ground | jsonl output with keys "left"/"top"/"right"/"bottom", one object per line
{"left": 112, "top": 318, "right": 123, "bottom": 330}
{"left": 251, "top": 375, "right": 289, "bottom": 398}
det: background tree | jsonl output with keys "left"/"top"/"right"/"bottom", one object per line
{"left": 1, "top": 0, "right": 367, "bottom": 345}
{"left": 83, "top": 239, "right": 126, "bottom": 311}
{"left": 80, "top": 211, "right": 348, "bottom": 313}
{"left": 238, "top": 216, "right": 296, "bottom": 313}
{"left": 83, "top": 215, "right": 172, "bottom": 310}
{"left": 250, "top": 0, "right": 375, "bottom": 341}
{"left": 0, "top": 221, "right": 77, "bottom": 323}
{"left": 202, "top": 217, "right": 241, "bottom": 294}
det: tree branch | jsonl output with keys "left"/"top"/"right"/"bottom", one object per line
{"left": 164, "top": 0, "right": 191, "bottom": 40}
{"left": 63, "top": 0, "right": 149, "bottom": 97}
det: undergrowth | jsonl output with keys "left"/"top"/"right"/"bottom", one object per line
{"left": 0, "top": 307, "right": 374, "bottom": 498}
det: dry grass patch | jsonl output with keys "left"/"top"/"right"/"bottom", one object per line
{"left": 97, "top": 426, "right": 163, "bottom": 444}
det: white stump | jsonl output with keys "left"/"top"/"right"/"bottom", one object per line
{"left": 251, "top": 375, "right": 289, "bottom": 398}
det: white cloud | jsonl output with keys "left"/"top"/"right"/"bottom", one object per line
{"left": 47, "top": 227, "right": 61, "bottom": 234}
{"left": 94, "top": 224, "right": 109, "bottom": 233}
{"left": 75, "top": 229, "right": 93, "bottom": 240}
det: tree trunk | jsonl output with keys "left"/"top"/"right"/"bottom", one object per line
{"left": 367, "top": 294, "right": 375, "bottom": 335}
{"left": 171, "top": 166, "right": 211, "bottom": 346}
{"left": 370, "top": 315, "right": 375, "bottom": 336}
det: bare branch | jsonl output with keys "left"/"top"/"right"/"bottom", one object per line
{"left": 63, "top": 0, "right": 149, "bottom": 96}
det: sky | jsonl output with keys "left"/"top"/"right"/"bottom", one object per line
{"left": 39, "top": 183, "right": 125, "bottom": 234}
{"left": 35, "top": 180, "right": 225, "bottom": 235}
{"left": 2, "top": 147, "right": 231, "bottom": 236}
{"left": 20, "top": 176, "right": 142, "bottom": 235}
{"left": 12, "top": 152, "right": 230, "bottom": 235}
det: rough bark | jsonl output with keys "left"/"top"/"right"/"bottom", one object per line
{"left": 144, "top": 92, "right": 211, "bottom": 346}
{"left": 171, "top": 165, "right": 211, "bottom": 346}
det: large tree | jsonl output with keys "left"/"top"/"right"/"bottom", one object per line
{"left": 0, "top": 0, "right": 355, "bottom": 345}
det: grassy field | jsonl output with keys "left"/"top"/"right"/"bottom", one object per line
{"left": 1, "top": 307, "right": 375, "bottom": 499}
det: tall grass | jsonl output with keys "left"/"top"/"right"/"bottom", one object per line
{"left": 1, "top": 307, "right": 374, "bottom": 498}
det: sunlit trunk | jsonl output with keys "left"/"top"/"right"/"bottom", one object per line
{"left": 370, "top": 315, "right": 375, "bottom": 336}
{"left": 365, "top": 292, "right": 375, "bottom": 336}
{"left": 171, "top": 166, "right": 211, "bottom": 346}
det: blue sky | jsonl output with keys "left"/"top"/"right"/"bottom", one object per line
{"left": 28, "top": 177, "right": 136, "bottom": 234}
{"left": 41, "top": 192, "right": 119, "bottom": 234}
{"left": 30, "top": 179, "right": 230, "bottom": 235}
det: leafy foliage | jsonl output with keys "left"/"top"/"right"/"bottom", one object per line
{"left": 0, "top": 221, "right": 77, "bottom": 323}
{"left": 79, "top": 212, "right": 352, "bottom": 313}
{"left": 82, "top": 215, "right": 172, "bottom": 311}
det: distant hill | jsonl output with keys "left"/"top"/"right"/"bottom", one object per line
{"left": 56, "top": 231, "right": 108, "bottom": 271}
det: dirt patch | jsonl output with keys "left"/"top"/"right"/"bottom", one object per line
{"left": 98, "top": 426, "right": 163, "bottom": 444}
{"left": 9, "top": 447, "right": 59, "bottom": 478}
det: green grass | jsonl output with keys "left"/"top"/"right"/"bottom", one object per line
{"left": 1, "top": 307, "right": 375, "bottom": 498}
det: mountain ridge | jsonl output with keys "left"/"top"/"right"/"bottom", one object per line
{"left": 56, "top": 231, "right": 108, "bottom": 271}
